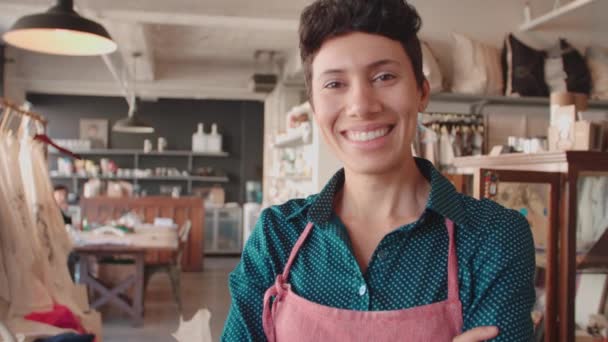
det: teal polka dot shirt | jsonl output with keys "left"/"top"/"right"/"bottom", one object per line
{"left": 222, "top": 158, "right": 535, "bottom": 341}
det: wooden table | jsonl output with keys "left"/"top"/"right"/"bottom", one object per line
{"left": 73, "top": 228, "right": 178, "bottom": 326}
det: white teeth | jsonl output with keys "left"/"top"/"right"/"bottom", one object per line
{"left": 346, "top": 127, "right": 389, "bottom": 142}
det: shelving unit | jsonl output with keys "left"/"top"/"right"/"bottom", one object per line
{"left": 273, "top": 131, "right": 312, "bottom": 149}
{"left": 429, "top": 92, "right": 608, "bottom": 114}
{"left": 519, "top": 0, "right": 604, "bottom": 32}
{"left": 49, "top": 149, "right": 230, "bottom": 194}
{"left": 51, "top": 149, "right": 229, "bottom": 157}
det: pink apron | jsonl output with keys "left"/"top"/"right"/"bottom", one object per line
{"left": 263, "top": 219, "right": 463, "bottom": 341}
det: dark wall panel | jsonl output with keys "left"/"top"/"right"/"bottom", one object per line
{"left": 28, "top": 93, "right": 264, "bottom": 203}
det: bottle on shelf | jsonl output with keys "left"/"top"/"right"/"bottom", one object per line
{"left": 207, "top": 123, "right": 222, "bottom": 153}
{"left": 192, "top": 123, "right": 207, "bottom": 152}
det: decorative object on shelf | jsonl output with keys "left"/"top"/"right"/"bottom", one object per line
{"left": 451, "top": 32, "right": 503, "bottom": 96}
{"left": 160, "top": 185, "right": 182, "bottom": 198}
{"left": 280, "top": 102, "right": 313, "bottom": 146}
{"left": 106, "top": 181, "right": 133, "bottom": 198}
{"left": 192, "top": 123, "right": 207, "bottom": 152}
{"left": 143, "top": 139, "right": 152, "bottom": 153}
{"left": 192, "top": 185, "right": 226, "bottom": 207}
{"left": 79, "top": 118, "right": 108, "bottom": 149}
{"left": 245, "top": 181, "right": 262, "bottom": 204}
{"left": 545, "top": 38, "right": 591, "bottom": 95}
{"left": 157, "top": 137, "right": 167, "bottom": 152}
{"left": 113, "top": 52, "right": 155, "bottom": 134}
{"left": 206, "top": 123, "right": 222, "bottom": 153}
{"left": 421, "top": 41, "right": 443, "bottom": 94}
{"left": 83, "top": 179, "right": 102, "bottom": 198}
{"left": 49, "top": 139, "right": 90, "bottom": 152}
{"left": 2, "top": 0, "right": 117, "bottom": 56}
{"left": 548, "top": 104, "right": 576, "bottom": 151}
{"left": 502, "top": 34, "right": 549, "bottom": 97}
{"left": 507, "top": 136, "right": 548, "bottom": 154}
{"left": 587, "top": 46, "right": 608, "bottom": 101}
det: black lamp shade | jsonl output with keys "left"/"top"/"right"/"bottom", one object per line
{"left": 3, "top": 0, "right": 117, "bottom": 56}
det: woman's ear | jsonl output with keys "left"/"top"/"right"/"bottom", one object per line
{"left": 418, "top": 79, "right": 431, "bottom": 113}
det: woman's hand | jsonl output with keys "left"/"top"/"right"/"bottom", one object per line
{"left": 453, "top": 326, "right": 499, "bottom": 342}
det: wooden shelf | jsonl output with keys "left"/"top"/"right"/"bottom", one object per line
{"left": 454, "top": 151, "right": 608, "bottom": 174}
{"left": 519, "top": 0, "right": 604, "bottom": 32}
{"left": 273, "top": 132, "right": 312, "bottom": 149}
{"left": 430, "top": 92, "right": 608, "bottom": 110}
{"left": 49, "top": 149, "right": 229, "bottom": 157}
{"left": 50, "top": 174, "right": 229, "bottom": 183}
{"left": 266, "top": 174, "right": 312, "bottom": 181}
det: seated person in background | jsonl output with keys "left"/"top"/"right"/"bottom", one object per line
{"left": 54, "top": 184, "right": 78, "bottom": 281}
{"left": 53, "top": 184, "right": 72, "bottom": 225}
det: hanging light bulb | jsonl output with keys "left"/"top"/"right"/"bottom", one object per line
{"left": 113, "top": 52, "right": 154, "bottom": 134}
{"left": 3, "top": 0, "right": 117, "bottom": 56}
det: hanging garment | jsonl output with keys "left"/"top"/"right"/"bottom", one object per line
{"left": 262, "top": 219, "right": 462, "bottom": 341}
{"left": 420, "top": 125, "right": 438, "bottom": 165}
{"left": 439, "top": 127, "right": 455, "bottom": 170}
{"left": 577, "top": 177, "right": 595, "bottom": 250}
{"left": 19, "top": 139, "right": 86, "bottom": 319}
{"left": 590, "top": 176, "right": 608, "bottom": 243}
{"left": 451, "top": 126, "right": 463, "bottom": 158}
{"left": 0, "top": 135, "right": 53, "bottom": 317}
{"left": 472, "top": 127, "right": 484, "bottom": 156}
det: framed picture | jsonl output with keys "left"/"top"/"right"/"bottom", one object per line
{"left": 79, "top": 119, "right": 108, "bottom": 149}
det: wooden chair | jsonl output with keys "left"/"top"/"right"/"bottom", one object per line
{"left": 143, "top": 220, "right": 192, "bottom": 311}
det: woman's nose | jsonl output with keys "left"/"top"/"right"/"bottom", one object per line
{"left": 345, "top": 80, "right": 382, "bottom": 118}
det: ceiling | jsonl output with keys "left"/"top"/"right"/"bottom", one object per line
{"left": 0, "top": 0, "right": 601, "bottom": 102}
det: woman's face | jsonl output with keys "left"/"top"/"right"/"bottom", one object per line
{"left": 310, "top": 32, "right": 429, "bottom": 175}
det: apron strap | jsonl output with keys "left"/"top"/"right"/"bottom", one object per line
{"left": 445, "top": 219, "right": 460, "bottom": 302}
{"left": 263, "top": 222, "right": 315, "bottom": 341}
{"left": 281, "top": 222, "right": 315, "bottom": 281}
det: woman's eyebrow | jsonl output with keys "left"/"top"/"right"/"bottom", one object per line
{"left": 318, "top": 59, "right": 402, "bottom": 77}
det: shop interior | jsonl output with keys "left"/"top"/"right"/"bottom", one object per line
{"left": 0, "top": 0, "right": 607, "bottom": 341}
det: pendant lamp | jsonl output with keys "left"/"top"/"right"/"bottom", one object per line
{"left": 112, "top": 99, "right": 155, "bottom": 134}
{"left": 112, "top": 52, "right": 154, "bottom": 134}
{"left": 3, "top": 0, "right": 117, "bottom": 56}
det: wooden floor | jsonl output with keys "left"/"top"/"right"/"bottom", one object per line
{"left": 102, "top": 257, "right": 239, "bottom": 342}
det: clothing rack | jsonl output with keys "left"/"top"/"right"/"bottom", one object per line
{"left": 0, "top": 98, "right": 48, "bottom": 126}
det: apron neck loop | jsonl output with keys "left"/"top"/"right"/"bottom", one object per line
{"left": 281, "top": 222, "right": 315, "bottom": 282}
{"left": 445, "top": 219, "right": 460, "bottom": 302}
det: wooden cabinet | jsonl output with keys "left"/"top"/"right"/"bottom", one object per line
{"left": 80, "top": 196, "right": 205, "bottom": 271}
{"left": 455, "top": 151, "right": 608, "bottom": 342}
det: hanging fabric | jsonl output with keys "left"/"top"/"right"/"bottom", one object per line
{"left": 0, "top": 100, "right": 97, "bottom": 338}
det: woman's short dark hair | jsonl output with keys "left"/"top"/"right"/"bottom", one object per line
{"left": 299, "top": 0, "right": 424, "bottom": 98}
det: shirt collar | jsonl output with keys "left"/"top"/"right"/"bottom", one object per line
{"left": 303, "top": 158, "right": 467, "bottom": 227}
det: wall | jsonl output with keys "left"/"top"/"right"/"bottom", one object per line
{"left": 29, "top": 93, "right": 264, "bottom": 203}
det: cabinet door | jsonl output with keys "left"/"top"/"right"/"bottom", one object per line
{"left": 478, "top": 169, "right": 561, "bottom": 342}
{"left": 573, "top": 172, "right": 608, "bottom": 334}
{"left": 204, "top": 207, "right": 243, "bottom": 254}
{"left": 217, "top": 208, "right": 242, "bottom": 253}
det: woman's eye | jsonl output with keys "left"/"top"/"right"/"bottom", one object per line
{"left": 374, "top": 73, "right": 396, "bottom": 82}
{"left": 324, "top": 81, "right": 344, "bottom": 89}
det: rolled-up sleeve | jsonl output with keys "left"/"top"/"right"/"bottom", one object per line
{"left": 463, "top": 209, "right": 536, "bottom": 341}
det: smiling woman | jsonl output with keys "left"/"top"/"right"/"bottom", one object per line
{"left": 222, "top": 1, "right": 536, "bottom": 341}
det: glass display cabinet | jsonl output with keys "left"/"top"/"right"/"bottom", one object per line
{"left": 454, "top": 151, "right": 608, "bottom": 342}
